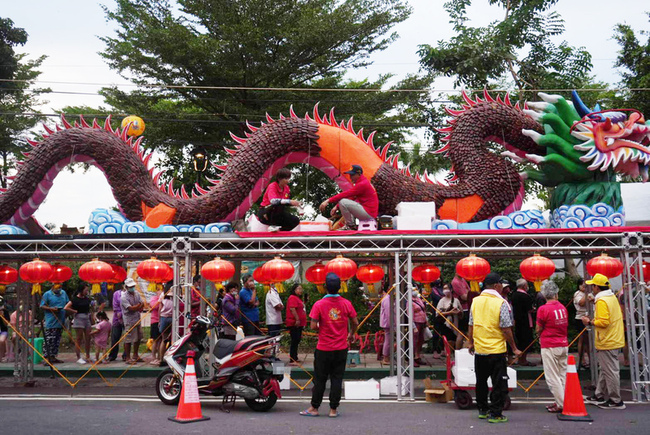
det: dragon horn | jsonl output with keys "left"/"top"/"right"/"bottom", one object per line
{"left": 571, "top": 90, "right": 591, "bottom": 118}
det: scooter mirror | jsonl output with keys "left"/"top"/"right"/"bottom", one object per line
{"left": 206, "top": 307, "right": 213, "bottom": 317}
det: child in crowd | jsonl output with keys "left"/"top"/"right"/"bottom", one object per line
{"left": 91, "top": 311, "right": 111, "bottom": 363}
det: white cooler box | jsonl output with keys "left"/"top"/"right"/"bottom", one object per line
{"left": 393, "top": 215, "right": 433, "bottom": 230}
{"left": 395, "top": 201, "right": 437, "bottom": 217}
{"left": 452, "top": 349, "right": 517, "bottom": 389}
{"left": 379, "top": 375, "right": 410, "bottom": 396}
{"left": 344, "top": 379, "right": 380, "bottom": 400}
{"left": 298, "top": 221, "right": 330, "bottom": 232}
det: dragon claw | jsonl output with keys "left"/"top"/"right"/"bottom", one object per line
{"left": 523, "top": 109, "right": 542, "bottom": 120}
{"left": 538, "top": 92, "right": 562, "bottom": 104}
{"left": 522, "top": 129, "right": 543, "bottom": 144}
{"left": 524, "top": 153, "right": 545, "bottom": 164}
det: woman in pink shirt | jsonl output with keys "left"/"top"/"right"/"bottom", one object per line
{"left": 257, "top": 167, "right": 302, "bottom": 231}
{"left": 412, "top": 290, "right": 428, "bottom": 367}
{"left": 536, "top": 280, "right": 569, "bottom": 413}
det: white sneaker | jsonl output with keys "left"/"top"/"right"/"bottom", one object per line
{"left": 76, "top": 358, "right": 87, "bottom": 364}
{"left": 268, "top": 225, "right": 281, "bottom": 232}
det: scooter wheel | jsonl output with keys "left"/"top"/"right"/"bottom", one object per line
{"left": 156, "top": 368, "right": 182, "bottom": 405}
{"left": 245, "top": 392, "right": 278, "bottom": 412}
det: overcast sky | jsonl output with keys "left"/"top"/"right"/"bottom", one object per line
{"left": 3, "top": 0, "right": 648, "bottom": 230}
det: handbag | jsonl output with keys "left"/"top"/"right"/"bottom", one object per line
{"left": 423, "top": 326, "right": 433, "bottom": 341}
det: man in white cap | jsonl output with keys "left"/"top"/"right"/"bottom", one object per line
{"left": 582, "top": 273, "right": 626, "bottom": 409}
{"left": 120, "top": 278, "right": 144, "bottom": 363}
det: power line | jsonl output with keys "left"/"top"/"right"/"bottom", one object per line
{"left": 1, "top": 78, "right": 649, "bottom": 93}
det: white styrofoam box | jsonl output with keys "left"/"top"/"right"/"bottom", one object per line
{"left": 345, "top": 379, "right": 380, "bottom": 400}
{"left": 298, "top": 221, "right": 330, "bottom": 232}
{"left": 247, "top": 214, "right": 269, "bottom": 232}
{"left": 279, "top": 367, "right": 292, "bottom": 390}
{"left": 452, "top": 365, "right": 517, "bottom": 389}
{"left": 395, "top": 201, "right": 437, "bottom": 217}
{"left": 452, "top": 366, "right": 476, "bottom": 387}
{"left": 394, "top": 215, "right": 432, "bottom": 231}
{"left": 380, "top": 375, "right": 410, "bottom": 396}
{"left": 235, "top": 327, "right": 245, "bottom": 341}
{"left": 455, "top": 348, "right": 474, "bottom": 369}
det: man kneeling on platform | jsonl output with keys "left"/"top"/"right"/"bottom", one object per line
{"left": 258, "top": 168, "right": 302, "bottom": 232}
{"left": 319, "top": 164, "right": 378, "bottom": 230}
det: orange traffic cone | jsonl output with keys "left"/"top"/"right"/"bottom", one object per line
{"left": 168, "top": 350, "right": 210, "bottom": 424}
{"left": 558, "top": 355, "right": 592, "bottom": 422}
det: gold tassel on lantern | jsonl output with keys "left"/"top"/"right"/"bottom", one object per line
{"left": 276, "top": 283, "right": 285, "bottom": 293}
{"left": 422, "top": 283, "right": 432, "bottom": 297}
{"left": 0, "top": 285, "right": 5, "bottom": 295}
{"left": 91, "top": 283, "right": 102, "bottom": 295}
{"left": 317, "top": 284, "right": 326, "bottom": 294}
{"left": 533, "top": 280, "right": 542, "bottom": 292}
{"left": 147, "top": 282, "right": 157, "bottom": 293}
{"left": 31, "top": 283, "right": 42, "bottom": 296}
{"left": 341, "top": 282, "right": 348, "bottom": 293}
{"left": 470, "top": 281, "right": 481, "bottom": 293}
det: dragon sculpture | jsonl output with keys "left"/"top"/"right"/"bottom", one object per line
{"left": 1, "top": 91, "right": 648, "bottom": 230}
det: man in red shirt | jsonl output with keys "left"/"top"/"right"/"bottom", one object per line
{"left": 319, "top": 164, "right": 378, "bottom": 230}
{"left": 300, "top": 273, "right": 359, "bottom": 418}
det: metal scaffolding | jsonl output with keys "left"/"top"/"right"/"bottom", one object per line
{"left": 3, "top": 229, "right": 650, "bottom": 401}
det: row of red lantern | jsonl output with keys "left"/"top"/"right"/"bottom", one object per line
{"left": 0, "top": 257, "right": 174, "bottom": 296}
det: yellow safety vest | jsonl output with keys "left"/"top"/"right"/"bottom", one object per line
{"left": 594, "top": 294, "right": 625, "bottom": 351}
{"left": 471, "top": 293, "right": 507, "bottom": 354}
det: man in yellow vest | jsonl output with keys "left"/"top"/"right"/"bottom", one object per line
{"left": 468, "top": 272, "right": 521, "bottom": 423}
{"left": 581, "top": 273, "right": 626, "bottom": 409}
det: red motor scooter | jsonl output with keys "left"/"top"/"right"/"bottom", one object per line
{"left": 155, "top": 315, "right": 283, "bottom": 412}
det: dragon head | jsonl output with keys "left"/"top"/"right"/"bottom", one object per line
{"left": 570, "top": 91, "right": 650, "bottom": 181}
{"left": 522, "top": 91, "right": 650, "bottom": 186}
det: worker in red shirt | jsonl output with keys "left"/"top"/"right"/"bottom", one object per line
{"left": 300, "top": 273, "right": 359, "bottom": 418}
{"left": 319, "top": 164, "right": 378, "bottom": 230}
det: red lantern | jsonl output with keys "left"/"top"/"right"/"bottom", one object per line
{"left": 456, "top": 254, "right": 490, "bottom": 293}
{"left": 262, "top": 257, "right": 295, "bottom": 293}
{"left": 19, "top": 258, "right": 53, "bottom": 296}
{"left": 412, "top": 263, "right": 441, "bottom": 296}
{"left": 0, "top": 265, "right": 18, "bottom": 294}
{"left": 106, "top": 264, "right": 127, "bottom": 291}
{"left": 163, "top": 266, "right": 174, "bottom": 283}
{"left": 49, "top": 264, "right": 73, "bottom": 284}
{"left": 201, "top": 257, "right": 235, "bottom": 290}
{"left": 520, "top": 254, "right": 555, "bottom": 292}
{"left": 137, "top": 257, "right": 172, "bottom": 292}
{"left": 326, "top": 255, "right": 357, "bottom": 293}
{"left": 79, "top": 258, "right": 114, "bottom": 295}
{"left": 306, "top": 262, "right": 327, "bottom": 294}
{"left": 356, "top": 264, "right": 385, "bottom": 294}
{"left": 586, "top": 253, "right": 623, "bottom": 279}
{"left": 630, "top": 261, "right": 650, "bottom": 283}
{"left": 253, "top": 266, "right": 271, "bottom": 291}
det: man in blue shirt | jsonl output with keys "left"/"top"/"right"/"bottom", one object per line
{"left": 40, "top": 285, "right": 70, "bottom": 364}
{"left": 239, "top": 273, "right": 260, "bottom": 336}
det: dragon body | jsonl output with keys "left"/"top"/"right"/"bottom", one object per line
{"left": 2, "top": 91, "right": 648, "bottom": 230}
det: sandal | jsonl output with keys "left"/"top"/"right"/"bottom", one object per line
{"left": 300, "top": 410, "right": 319, "bottom": 417}
{"left": 546, "top": 404, "right": 562, "bottom": 413}
{"left": 329, "top": 411, "right": 340, "bottom": 418}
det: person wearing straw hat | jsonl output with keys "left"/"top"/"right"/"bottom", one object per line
{"left": 468, "top": 272, "right": 521, "bottom": 423}
{"left": 536, "top": 280, "right": 569, "bottom": 413}
{"left": 120, "top": 278, "right": 144, "bottom": 363}
{"left": 581, "top": 273, "right": 626, "bottom": 410}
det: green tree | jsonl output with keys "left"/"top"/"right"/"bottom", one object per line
{"left": 612, "top": 13, "right": 650, "bottom": 119}
{"left": 417, "top": 0, "right": 593, "bottom": 99}
{"left": 0, "top": 18, "right": 50, "bottom": 188}
{"left": 95, "top": 0, "right": 438, "bottom": 211}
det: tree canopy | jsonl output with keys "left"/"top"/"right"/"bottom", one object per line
{"left": 0, "top": 18, "right": 49, "bottom": 188}
{"left": 95, "top": 0, "right": 445, "bottom": 209}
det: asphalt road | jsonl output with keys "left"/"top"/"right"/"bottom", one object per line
{"left": 0, "top": 389, "right": 648, "bottom": 435}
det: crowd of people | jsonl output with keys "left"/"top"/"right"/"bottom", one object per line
{"left": 0, "top": 259, "right": 630, "bottom": 422}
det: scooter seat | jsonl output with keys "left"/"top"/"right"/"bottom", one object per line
{"left": 214, "top": 339, "right": 238, "bottom": 359}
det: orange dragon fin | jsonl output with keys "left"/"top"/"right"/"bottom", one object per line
{"left": 438, "top": 194, "right": 484, "bottom": 223}
{"left": 141, "top": 202, "right": 177, "bottom": 228}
